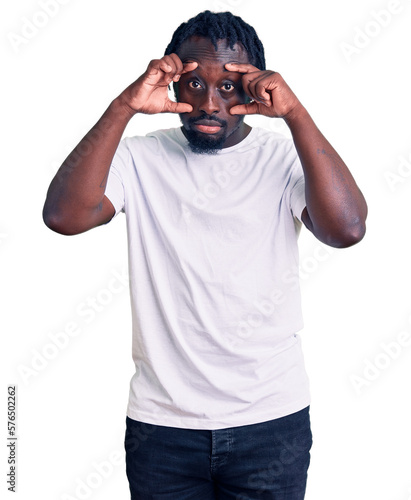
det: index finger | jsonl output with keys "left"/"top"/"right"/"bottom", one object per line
{"left": 171, "top": 61, "right": 198, "bottom": 82}
{"left": 181, "top": 61, "right": 198, "bottom": 74}
{"left": 164, "top": 55, "right": 197, "bottom": 82}
{"left": 225, "top": 62, "right": 260, "bottom": 74}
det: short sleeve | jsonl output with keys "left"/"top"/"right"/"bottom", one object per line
{"left": 104, "top": 141, "right": 130, "bottom": 217}
{"left": 105, "top": 165, "right": 124, "bottom": 217}
{"left": 289, "top": 161, "right": 306, "bottom": 222}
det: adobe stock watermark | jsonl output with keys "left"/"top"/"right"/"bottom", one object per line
{"left": 229, "top": 286, "right": 287, "bottom": 348}
{"left": 0, "top": 231, "right": 8, "bottom": 247}
{"left": 339, "top": 0, "right": 407, "bottom": 63}
{"left": 383, "top": 151, "right": 411, "bottom": 192}
{"left": 191, "top": 161, "right": 242, "bottom": 211}
{"left": 55, "top": 117, "right": 114, "bottom": 186}
{"left": 350, "top": 326, "right": 411, "bottom": 395}
{"left": 17, "top": 266, "right": 129, "bottom": 385}
{"left": 228, "top": 243, "right": 335, "bottom": 348}
{"left": 7, "top": 0, "right": 73, "bottom": 54}
{"left": 268, "top": 117, "right": 291, "bottom": 138}
{"left": 235, "top": 434, "right": 311, "bottom": 499}
{"left": 61, "top": 449, "right": 123, "bottom": 500}
{"left": 46, "top": 118, "right": 115, "bottom": 188}
{"left": 212, "top": 0, "right": 244, "bottom": 12}
{"left": 188, "top": 121, "right": 292, "bottom": 213}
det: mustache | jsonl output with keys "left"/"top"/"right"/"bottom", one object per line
{"left": 188, "top": 115, "right": 227, "bottom": 127}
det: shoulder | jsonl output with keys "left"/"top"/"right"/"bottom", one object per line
{"left": 122, "top": 128, "right": 184, "bottom": 156}
{"left": 245, "top": 128, "right": 299, "bottom": 170}
{"left": 251, "top": 127, "right": 295, "bottom": 152}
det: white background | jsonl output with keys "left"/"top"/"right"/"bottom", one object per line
{"left": 1, "top": 0, "right": 411, "bottom": 498}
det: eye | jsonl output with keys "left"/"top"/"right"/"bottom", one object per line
{"left": 188, "top": 81, "right": 202, "bottom": 90}
{"left": 221, "top": 83, "right": 235, "bottom": 92}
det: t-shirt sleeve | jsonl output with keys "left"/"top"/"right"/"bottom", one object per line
{"left": 289, "top": 159, "right": 306, "bottom": 222}
{"left": 104, "top": 140, "right": 129, "bottom": 217}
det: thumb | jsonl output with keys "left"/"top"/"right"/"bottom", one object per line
{"left": 164, "top": 100, "right": 193, "bottom": 114}
{"left": 230, "top": 101, "right": 259, "bottom": 116}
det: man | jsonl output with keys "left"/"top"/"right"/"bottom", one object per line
{"left": 43, "top": 10, "right": 367, "bottom": 500}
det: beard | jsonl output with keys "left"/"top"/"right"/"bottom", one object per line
{"left": 180, "top": 115, "right": 228, "bottom": 155}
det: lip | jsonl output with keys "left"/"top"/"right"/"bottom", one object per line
{"left": 192, "top": 120, "right": 223, "bottom": 135}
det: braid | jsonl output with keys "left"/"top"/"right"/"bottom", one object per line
{"left": 164, "top": 11, "right": 266, "bottom": 70}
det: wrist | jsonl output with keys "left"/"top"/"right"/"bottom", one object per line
{"left": 283, "top": 102, "right": 309, "bottom": 127}
{"left": 111, "top": 94, "right": 138, "bottom": 121}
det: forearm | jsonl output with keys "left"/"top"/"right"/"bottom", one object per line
{"left": 284, "top": 105, "right": 368, "bottom": 247}
{"left": 43, "top": 97, "right": 135, "bottom": 232}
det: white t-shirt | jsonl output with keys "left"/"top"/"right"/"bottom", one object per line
{"left": 105, "top": 126, "right": 310, "bottom": 430}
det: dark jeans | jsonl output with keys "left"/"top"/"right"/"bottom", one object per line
{"left": 124, "top": 406, "right": 312, "bottom": 499}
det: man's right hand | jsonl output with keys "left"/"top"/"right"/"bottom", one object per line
{"left": 43, "top": 54, "right": 197, "bottom": 235}
{"left": 119, "top": 54, "right": 198, "bottom": 115}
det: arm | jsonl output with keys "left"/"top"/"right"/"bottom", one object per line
{"left": 227, "top": 64, "right": 368, "bottom": 248}
{"left": 284, "top": 104, "right": 367, "bottom": 248}
{"left": 43, "top": 55, "right": 197, "bottom": 235}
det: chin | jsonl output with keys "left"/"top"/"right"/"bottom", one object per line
{"left": 185, "top": 129, "right": 227, "bottom": 155}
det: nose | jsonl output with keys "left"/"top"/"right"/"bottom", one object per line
{"left": 198, "top": 89, "right": 220, "bottom": 115}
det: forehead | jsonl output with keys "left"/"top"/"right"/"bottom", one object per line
{"left": 176, "top": 36, "right": 250, "bottom": 67}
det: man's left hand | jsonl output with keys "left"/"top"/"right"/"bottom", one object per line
{"left": 225, "top": 63, "right": 301, "bottom": 119}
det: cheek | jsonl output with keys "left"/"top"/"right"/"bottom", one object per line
{"left": 224, "top": 89, "right": 248, "bottom": 109}
{"left": 174, "top": 82, "right": 190, "bottom": 101}
{"left": 222, "top": 94, "right": 246, "bottom": 118}
{"left": 237, "top": 88, "right": 249, "bottom": 103}
{"left": 227, "top": 114, "right": 243, "bottom": 129}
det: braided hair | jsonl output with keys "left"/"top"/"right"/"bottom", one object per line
{"left": 164, "top": 11, "right": 266, "bottom": 70}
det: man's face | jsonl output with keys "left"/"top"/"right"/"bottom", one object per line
{"left": 175, "top": 36, "right": 251, "bottom": 154}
